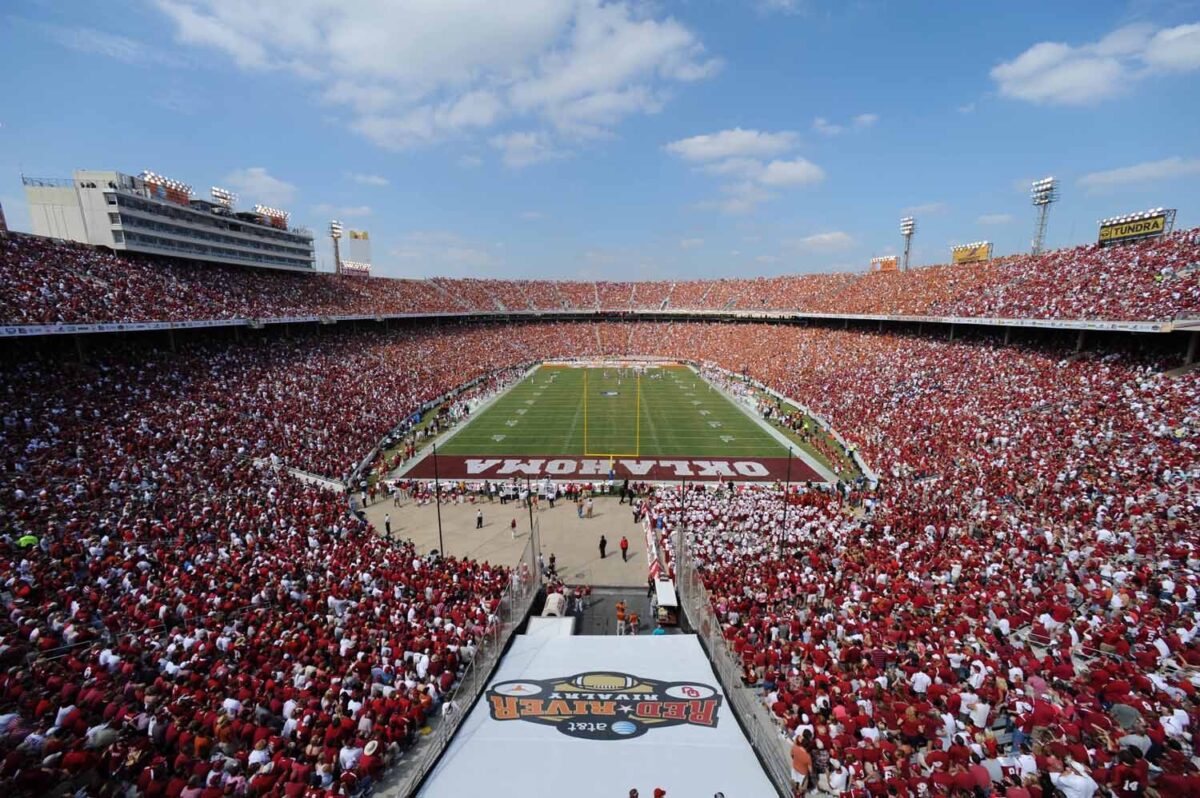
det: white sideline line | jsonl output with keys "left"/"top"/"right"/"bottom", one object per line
{"left": 690, "top": 365, "right": 839, "bottom": 483}
{"left": 391, "top": 364, "right": 538, "bottom": 479}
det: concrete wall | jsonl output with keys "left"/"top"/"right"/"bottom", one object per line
{"left": 25, "top": 185, "right": 90, "bottom": 242}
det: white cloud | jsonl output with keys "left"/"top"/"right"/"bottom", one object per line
{"left": 679, "top": 237, "right": 704, "bottom": 249}
{"left": 977, "top": 213, "right": 1014, "bottom": 225}
{"left": 813, "top": 113, "right": 877, "bottom": 136}
{"left": 347, "top": 172, "right": 389, "bottom": 187}
{"left": 902, "top": 201, "right": 948, "bottom": 216}
{"left": 223, "top": 167, "right": 296, "bottom": 206}
{"left": 756, "top": 0, "right": 802, "bottom": 14}
{"left": 314, "top": 203, "right": 372, "bottom": 218}
{"left": 31, "top": 20, "right": 186, "bottom": 67}
{"left": 350, "top": 91, "right": 504, "bottom": 150}
{"left": 520, "top": 210, "right": 546, "bottom": 221}
{"left": 790, "top": 231, "right": 856, "bottom": 251}
{"left": 490, "top": 131, "right": 564, "bottom": 168}
{"left": 759, "top": 158, "right": 824, "bottom": 187}
{"left": 812, "top": 117, "right": 843, "bottom": 137}
{"left": 665, "top": 128, "right": 798, "bottom": 161}
{"left": 699, "top": 157, "right": 766, "bottom": 180}
{"left": 1078, "top": 156, "right": 1200, "bottom": 192}
{"left": 457, "top": 154, "right": 484, "bottom": 168}
{"left": 1144, "top": 23, "right": 1200, "bottom": 71}
{"left": 389, "top": 230, "right": 502, "bottom": 277}
{"left": 755, "top": 254, "right": 779, "bottom": 264}
{"left": 957, "top": 102, "right": 976, "bottom": 114}
{"left": 696, "top": 182, "right": 774, "bottom": 215}
{"left": 992, "top": 22, "right": 1200, "bottom": 105}
{"left": 668, "top": 127, "right": 822, "bottom": 214}
{"left": 151, "top": 0, "right": 719, "bottom": 153}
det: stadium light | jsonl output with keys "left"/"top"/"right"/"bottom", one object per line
{"left": 900, "top": 217, "right": 915, "bottom": 271}
{"left": 210, "top": 186, "right": 237, "bottom": 209}
{"left": 330, "top": 220, "right": 344, "bottom": 276}
{"left": 140, "top": 170, "right": 193, "bottom": 197}
{"left": 253, "top": 204, "right": 290, "bottom": 221}
{"left": 1030, "top": 176, "right": 1059, "bottom": 255}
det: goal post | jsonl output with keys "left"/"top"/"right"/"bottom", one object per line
{"left": 582, "top": 367, "right": 642, "bottom": 459}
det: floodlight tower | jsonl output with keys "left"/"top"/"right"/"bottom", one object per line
{"left": 330, "top": 220, "right": 343, "bottom": 275}
{"left": 900, "top": 216, "right": 915, "bottom": 271}
{"left": 1030, "top": 177, "right": 1059, "bottom": 255}
{"left": 210, "top": 186, "right": 237, "bottom": 209}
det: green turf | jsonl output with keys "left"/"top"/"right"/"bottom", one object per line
{"left": 437, "top": 365, "right": 789, "bottom": 458}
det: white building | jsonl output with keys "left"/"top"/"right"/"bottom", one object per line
{"left": 23, "top": 170, "right": 314, "bottom": 271}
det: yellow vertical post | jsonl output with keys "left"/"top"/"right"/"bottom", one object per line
{"left": 635, "top": 370, "right": 641, "bottom": 458}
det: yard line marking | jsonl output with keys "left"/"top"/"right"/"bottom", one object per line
{"left": 698, "top": 409, "right": 710, "bottom": 416}
{"left": 708, "top": 421, "right": 722, "bottom": 428}
{"left": 720, "top": 435, "right": 736, "bottom": 443}
{"left": 506, "top": 420, "right": 519, "bottom": 427}
{"left": 515, "top": 409, "right": 527, "bottom": 415}
{"left": 492, "top": 435, "right": 506, "bottom": 442}
{"left": 524, "top": 400, "right": 535, "bottom": 405}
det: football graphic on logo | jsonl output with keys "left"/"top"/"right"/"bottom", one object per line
{"left": 571, "top": 673, "right": 637, "bottom": 690}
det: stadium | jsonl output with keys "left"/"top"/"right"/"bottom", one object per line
{"left": 2, "top": 4, "right": 1200, "bottom": 798}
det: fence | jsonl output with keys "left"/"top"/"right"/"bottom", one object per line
{"left": 382, "top": 518, "right": 542, "bottom": 796}
{"left": 675, "top": 541, "right": 794, "bottom": 798}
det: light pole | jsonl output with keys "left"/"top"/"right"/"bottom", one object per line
{"left": 1030, "top": 177, "right": 1059, "bottom": 255}
{"left": 330, "top": 219, "right": 344, "bottom": 275}
{"left": 778, "top": 446, "right": 793, "bottom": 557}
{"left": 900, "top": 217, "right": 916, "bottom": 271}
{"left": 432, "top": 443, "right": 445, "bottom": 555}
{"left": 526, "top": 475, "right": 535, "bottom": 535}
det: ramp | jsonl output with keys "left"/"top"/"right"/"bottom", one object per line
{"left": 419, "top": 633, "right": 777, "bottom": 797}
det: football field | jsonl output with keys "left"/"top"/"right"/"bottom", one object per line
{"left": 402, "top": 364, "right": 833, "bottom": 483}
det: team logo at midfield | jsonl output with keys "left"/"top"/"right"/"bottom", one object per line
{"left": 486, "top": 671, "right": 721, "bottom": 740}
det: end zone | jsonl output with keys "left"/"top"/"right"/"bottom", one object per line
{"left": 399, "top": 454, "right": 826, "bottom": 482}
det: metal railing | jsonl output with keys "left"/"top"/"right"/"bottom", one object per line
{"left": 676, "top": 542, "right": 793, "bottom": 798}
{"left": 382, "top": 519, "right": 542, "bottom": 796}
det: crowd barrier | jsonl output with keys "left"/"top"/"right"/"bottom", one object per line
{"left": 382, "top": 519, "right": 543, "bottom": 796}
{"left": 675, "top": 540, "right": 793, "bottom": 798}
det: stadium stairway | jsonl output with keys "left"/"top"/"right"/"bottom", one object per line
{"left": 575, "top": 587, "right": 659, "bottom": 636}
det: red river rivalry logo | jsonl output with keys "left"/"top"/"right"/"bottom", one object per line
{"left": 486, "top": 671, "right": 722, "bottom": 740}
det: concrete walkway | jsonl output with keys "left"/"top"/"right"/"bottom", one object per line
{"left": 362, "top": 494, "right": 649, "bottom": 587}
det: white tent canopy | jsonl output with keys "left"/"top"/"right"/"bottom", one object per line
{"left": 419, "top": 633, "right": 776, "bottom": 797}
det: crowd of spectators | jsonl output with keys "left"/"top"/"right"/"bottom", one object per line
{"left": 4, "top": 229, "right": 1196, "bottom": 326}
{"left": 0, "top": 327, "right": 553, "bottom": 796}
{"left": 2, "top": 318, "right": 1198, "bottom": 795}
{"left": 630, "top": 326, "right": 1200, "bottom": 796}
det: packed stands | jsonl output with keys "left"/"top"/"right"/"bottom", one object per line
{"left": 1, "top": 317, "right": 1198, "bottom": 796}
{"left": 665, "top": 276, "right": 713, "bottom": 310}
{"left": 554, "top": 281, "right": 597, "bottom": 311}
{"left": 627, "top": 325, "right": 1200, "bottom": 795}
{"left": 0, "top": 330, "right": 537, "bottom": 797}
{"left": 595, "top": 281, "right": 634, "bottom": 311}
{"left": 760, "top": 273, "right": 859, "bottom": 311}
{"left": 627, "top": 280, "right": 667, "bottom": 310}
{"left": 0, "top": 235, "right": 458, "bottom": 324}
{"left": 3, "top": 229, "right": 1198, "bottom": 325}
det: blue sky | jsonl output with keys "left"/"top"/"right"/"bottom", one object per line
{"left": 1, "top": 0, "right": 1198, "bottom": 279}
